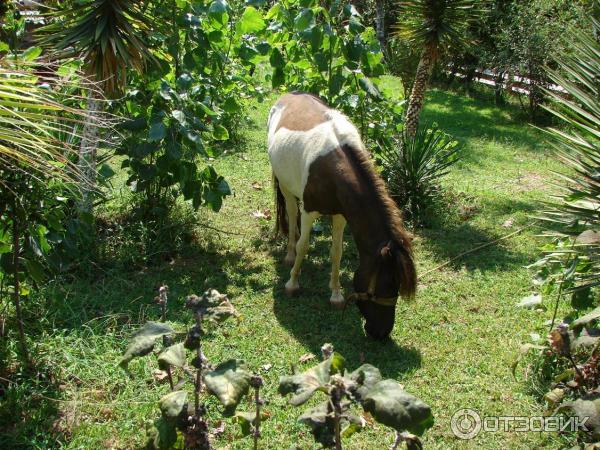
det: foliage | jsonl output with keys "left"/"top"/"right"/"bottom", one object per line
{"left": 40, "top": 0, "right": 155, "bottom": 95}
{"left": 380, "top": 123, "right": 461, "bottom": 226}
{"left": 396, "top": 0, "right": 483, "bottom": 55}
{"left": 0, "top": 12, "right": 112, "bottom": 360}
{"left": 279, "top": 344, "right": 433, "bottom": 449}
{"left": 395, "top": 0, "right": 485, "bottom": 138}
{"left": 113, "top": 0, "right": 276, "bottom": 216}
{"left": 121, "top": 288, "right": 267, "bottom": 449}
{"left": 530, "top": 16, "right": 600, "bottom": 295}
{"left": 518, "top": 16, "right": 600, "bottom": 447}
{"left": 514, "top": 322, "right": 599, "bottom": 442}
{"left": 265, "top": 0, "right": 403, "bottom": 149}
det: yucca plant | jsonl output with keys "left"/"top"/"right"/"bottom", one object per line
{"left": 533, "top": 17, "right": 600, "bottom": 294}
{"left": 380, "top": 123, "right": 461, "bottom": 226}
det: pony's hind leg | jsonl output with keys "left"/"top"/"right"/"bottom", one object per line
{"left": 281, "top": 188, "right": 299, "bottom": 266}
{"left": 329, "top": 214, "right": 346, "bottom": 309}
{"left": 285, "top": 210, "right": 319, "bottom": 296}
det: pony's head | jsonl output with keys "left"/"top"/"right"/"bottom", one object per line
{"left": 351, "top": 239, "right": 416, "bottom": 339}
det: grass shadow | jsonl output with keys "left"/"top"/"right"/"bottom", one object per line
{"left": 0, "top": 357, "right": 63, "bottom": 449}
{"left": 265, "top": 219, "right": 422, "bottom": 379}
{"left": 421, "top": 89, "right": 546, "bottom": 166}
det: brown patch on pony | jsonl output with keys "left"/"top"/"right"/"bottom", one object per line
{"left": 275, "top": 92, "right": 330, "bottom": 132}
{"left": 303, "top": 143, "right": 417, "bottom": 299}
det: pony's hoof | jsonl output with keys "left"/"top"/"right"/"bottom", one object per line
{"left": 285, "top": 281, "right": 300, "bottom": 297}
{"left": 330, "top": 292, "right": 345, "bottom": 310}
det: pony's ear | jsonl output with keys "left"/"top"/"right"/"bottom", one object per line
{"left": 380, "top": 240, "right": 393, "bottom": 260}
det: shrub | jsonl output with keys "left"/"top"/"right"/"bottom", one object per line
{"left": 379, "top": 123, "right": 461, "bottom": 226}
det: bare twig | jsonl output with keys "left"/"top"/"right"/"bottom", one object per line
{"left": 419, "top": 222, "right": 536, "bottom": 280}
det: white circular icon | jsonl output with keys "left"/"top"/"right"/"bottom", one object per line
{"left": 451, "top": 408, "right": 482, "bottom": 439}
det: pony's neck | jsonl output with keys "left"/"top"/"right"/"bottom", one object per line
{"left": 341, "top": 186, "right": 392, "bottom": 289}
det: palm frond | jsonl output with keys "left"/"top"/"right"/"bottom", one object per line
{"left": 0, "top": 60, "right": 110, "bottom": 186}
{"left": 535, "top": 17, "right": 600, "bottom": 292}
{"left": 39, "top": 0, "right": 154, "bottom": 95}
{"left": 396, "top": 0, "right": 487, "bottom": 54}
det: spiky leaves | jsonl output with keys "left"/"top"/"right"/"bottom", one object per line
{"left": 535, "top": 18, "right": 600, "bottom": 292}
{"left": 40, "top": 0, "right": 154, "bottom": 95}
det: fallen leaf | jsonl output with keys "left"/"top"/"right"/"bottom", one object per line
{"left": 502, "top": 218, "right": 514, "bottom": 228}
{"left": 299, "top": 353, "right": 315, "bottom": 363}
{"left": 153, "top": 369, "right": 169, "bottom": 383}
{"left": 251, "top": 182, "right": 263, "bottom": 190}
{"left": 262, "top": 363, "right": 273, "bottom": 372}
{"left": 517, "top": 293, "right": 543, "bottom": 309}
{"left": 211, "top": 420, "right": 226, "bottom": 436}
{"left": 252, "top": 209, "right": 272, "bottom": 220}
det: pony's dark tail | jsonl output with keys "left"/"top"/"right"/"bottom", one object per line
{"left": 273, "top": 172, "right": 288, "bottom": 237}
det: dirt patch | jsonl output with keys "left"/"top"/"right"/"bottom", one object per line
{"left": 515, "top": 172, "right": 546, "bottom": 192}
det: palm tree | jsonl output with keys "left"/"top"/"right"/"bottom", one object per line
{"left": 40, "top": 0, "right": 154, "bottom": 211}
{"left": 396, "top": 0, "right": 482, "bottom": 138}
{"left": 0, "top": 60, "right": 110, "bottom": 362}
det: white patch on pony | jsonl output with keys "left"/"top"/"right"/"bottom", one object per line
{"left": 267, "top": 108, "right": 364, "bottom": 199}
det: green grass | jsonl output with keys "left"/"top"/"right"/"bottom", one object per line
{"left": 0, "top": 80, "right": 574, "bottom": 449}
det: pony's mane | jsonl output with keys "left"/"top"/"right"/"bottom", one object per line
{"left": 342, "top": 143, "right": 417, "bottom": 297}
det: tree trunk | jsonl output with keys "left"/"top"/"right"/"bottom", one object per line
{"left": 375, "top": 0, "right": 387, "bottom": 58}
{"left": 77, "top": 95, "right": 102, "bottom": 213}
{"left": 404, "top": 45, "right": 436, "bottom": 139}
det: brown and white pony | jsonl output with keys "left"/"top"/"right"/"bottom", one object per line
{"left": 267, "top": 92, "right": 416, "bottom": 339}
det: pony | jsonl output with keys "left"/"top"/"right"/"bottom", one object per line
{"left": 267, "top": 92, "right": 417, "bottom": 339}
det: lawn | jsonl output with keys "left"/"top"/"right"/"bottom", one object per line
{"left": 1, "top": 79, "right": 573, "bottom": 449}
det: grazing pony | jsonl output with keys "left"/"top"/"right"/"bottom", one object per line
{"left": 267, "top": 92, "right": 417, "bottom": 339}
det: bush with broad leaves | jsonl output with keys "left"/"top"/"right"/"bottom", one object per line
{"left": 279, "top": 343, "right": 433, "bottom": 449}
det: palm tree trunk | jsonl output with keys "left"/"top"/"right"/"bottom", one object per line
{"left": 77, "top": 95, "right": 101, "bottom": 213}
{"left": 404, "top": 45, "right": 437, "bottom": 139}
{"left": 375, "top": 0, "right": 387, "bottom": 57}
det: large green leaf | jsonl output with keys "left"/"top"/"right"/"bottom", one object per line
{"left": 298, "top": 401, "right": 335, "bottom": 448}
{"left": 159, "top": 390, "right": 188, "bottom": 420}
{"left": 158, "top": 343, "right": 187, "bottom": 370}
{"left": 233, "top": 410, "right": 270, "bottom": 437}
{"left": 148, "top": 417, "right": 178, "bottom": 450}
{"left": 148, "top": 122, "right": 166, "bottom": 142}
{"left": 208, "top": 0, "right": 229, "bottom": 28}
{"left": 294, "top": 9, "right": 314, "bottom": 32}
{"left": 279, "top": 353, "right": 345, "bottom": 406}
{"left": 558, "top": 394, "right": 600, "bottom": 439}
{"left": 239, "top": 6, "right": 265, "bottom": 34}
{"left": 571, "top": 306, "right": 600, "bottom": 331}
{"left": 119, "top": 322, "right": 174, "bottom": 368}
{"left": 205, "top": 359, "right": 251, "bottom": 414}
{"left": 361, "top": 379, "right": 434, "bottom": 435}
{"left": 185, "top": 289, "right": 237, "bottom": 323}
{"left": 344, "top": 363, "right": 382, "bottom": 400}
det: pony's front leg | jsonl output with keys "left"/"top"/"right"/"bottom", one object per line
{"left": 329, "top": 214, "right": 346, "bottom": 308}
{"left": 285, "top": 210, "right": 319, "bottom": 296}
